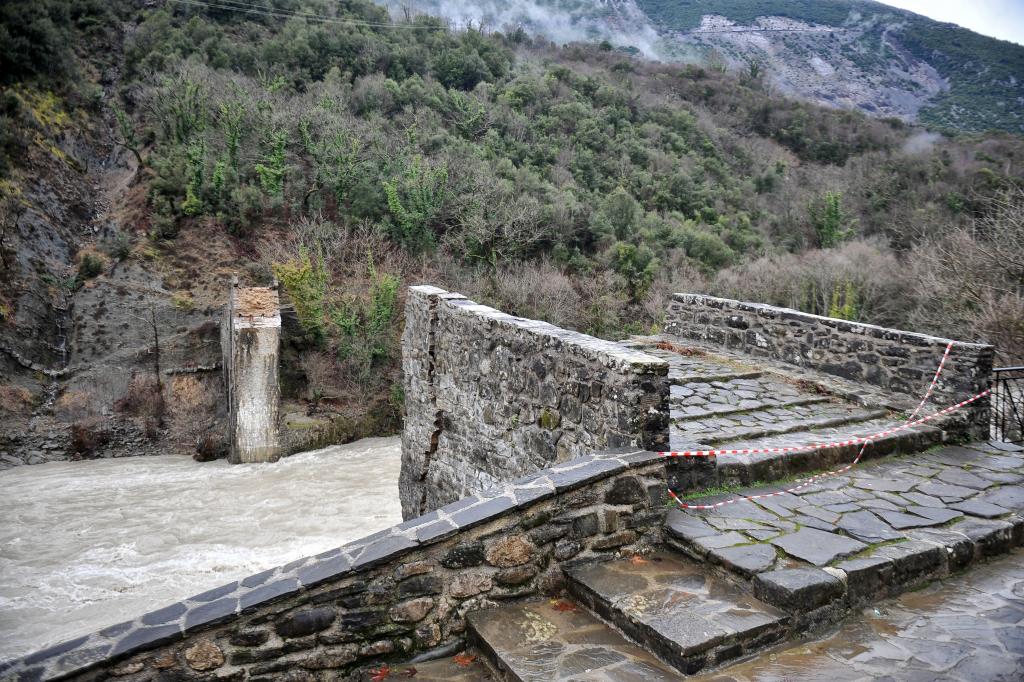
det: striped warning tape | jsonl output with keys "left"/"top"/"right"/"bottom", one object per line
{"left": 669, "top": 439, "right": 868, "bottom": 510}
{"left": 908, "top": 341, "right": 953, "bottom": 422}
{"left": 667, "top": 389, "right": 989, "bottom": 510}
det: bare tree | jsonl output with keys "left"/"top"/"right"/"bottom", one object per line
{"left": 909, "top": 187, "right": 1024, "bottom": 362}
{"left": 127, "top": 305, "right": 166, "bottom": 424}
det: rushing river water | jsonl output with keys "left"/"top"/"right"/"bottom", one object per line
{"left": 0, "top": 437, "right": 402, "bottom": 662}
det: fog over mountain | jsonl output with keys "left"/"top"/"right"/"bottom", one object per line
{"left": 379, "top": 0, "right": 665, "bottom": 58}
{"left": 379, "top": 0, "right": 1024, "bottom": 133}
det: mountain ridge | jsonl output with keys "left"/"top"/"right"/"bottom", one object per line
{"left": 389, "top": 0, "right": 1024, "bottom": 133}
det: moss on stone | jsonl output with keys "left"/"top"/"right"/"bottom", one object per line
{"left": 538, "top": 408, "right": 561, "bottom": 430}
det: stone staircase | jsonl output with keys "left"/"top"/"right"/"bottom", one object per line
{"left": 620, "top": 337, "right": 948, "bottom": 485}
{"left": 453, "top": 549, "right": 789, "bottom": 681}
{"left": 396, "top": 441, "right": 1024, "bottom": 682}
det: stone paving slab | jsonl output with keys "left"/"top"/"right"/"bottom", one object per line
{"left": 467, "top": 600, "right": 684, "bottom": 681}
{"left": 769, "top": 528, "right": 867, "bottom": 566}
{"left": 670, "top": 375, "right": 828, "bottom": 418}
{"left": 691, "top": 549, "right": 1024, "bottom": 682}
{"left": 566, "top": 550, "right": 789, "bottom": 675}
{"left": 672, "top": 404, "right": 890, "bottom": 448}
{"left": 666, "top": 444, "right": 1024, "bottom": 608}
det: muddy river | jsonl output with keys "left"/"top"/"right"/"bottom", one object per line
{"left": 0, "top": 437, "right": 402, "bottom": 662}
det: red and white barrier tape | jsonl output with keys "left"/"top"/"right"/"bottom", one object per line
{"left": 667, "top": 342, "right": 987, "bottom": 510}
{"left": 908, "top": 341, "right": 953, "bottom": 422}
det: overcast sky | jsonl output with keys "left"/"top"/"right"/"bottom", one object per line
{"left": 879, "top": 0, "right": 1024, "bottom": 45}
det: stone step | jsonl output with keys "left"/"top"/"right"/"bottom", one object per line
{"left": 564, "top": 550, "right": 790, "bottom": 676}
{"left": 671, "top": 376, "right": 831, "bottom": 419}
{"left": 671, "top": 403, "right": 889, "bottom": 447}
{"left": 662, "top": 444, "right": 1024, "bottom": 629}
{"left": 714, "top": 420, "right": 945, "bottom": 486}
{"left": 466, "top": 599, "right": 684, "bottom": 681}
{"left": 670, "top": 368, "right": 763, "bottom": 384}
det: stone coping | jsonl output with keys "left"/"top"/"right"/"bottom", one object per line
{"left": 0, "top": 448, "right": 665, "bottom": 681}
{"left": 413, "top": 285, "right": 667, "bottom": 374}
{"left": 673, "top": 293, "right": 992, "bottom": 352}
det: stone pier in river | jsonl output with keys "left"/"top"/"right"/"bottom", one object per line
{"left": 221, "top": 279, "right": 281, "bottom": 464}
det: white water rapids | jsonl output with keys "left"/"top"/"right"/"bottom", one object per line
{"left": 0, "top": 437, "right": 402, "bottom": 662}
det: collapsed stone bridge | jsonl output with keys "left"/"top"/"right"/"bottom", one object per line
{"left": 6, "top": 287, "right": 1020, "bottom": 682}
{"left": 400, "top": 286, "right": 993, "bottom": 518}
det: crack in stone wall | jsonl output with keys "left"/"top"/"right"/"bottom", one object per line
{"left": 416, "top": 293, "right": 444, "bottom": 518}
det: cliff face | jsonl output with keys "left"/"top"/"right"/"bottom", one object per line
{"left": 0, "top": 82, "right": 229, "bottom": 465}
{"left": 657, "top": 13, "right": 948, "bottom": 123}
{"left": 641, "top": 0, "right": 1024, "bottom": 133}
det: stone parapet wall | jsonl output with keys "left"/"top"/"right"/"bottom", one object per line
{"left": 1, "top": 450, "right": 669, "bottom": 682}
{"left": 400, "top": 285, "right": 669, "bottom": 519}
{"left": 663, "top": 294, "right": 994, "bottom": 437}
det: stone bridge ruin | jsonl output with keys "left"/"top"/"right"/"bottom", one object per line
{"left": 221, "top": 278, "right": 281, "bottom": 464}
{"left": 401, "top": 287, "right": 994, "bottom": 518}
{"left": 8, "top": 286, "right": 1021, "bottom": 682}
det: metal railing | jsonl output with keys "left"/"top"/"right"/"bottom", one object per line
{"left": 992, "top": 366, "right": 1024, "bottom": 443}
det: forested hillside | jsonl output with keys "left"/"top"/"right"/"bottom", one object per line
{"left": 0, "top": 0, "right": 1021, "bottom": 458}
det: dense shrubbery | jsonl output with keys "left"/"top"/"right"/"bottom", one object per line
{"left": 2, "top": 0, "right": 1023, "bottom": 422}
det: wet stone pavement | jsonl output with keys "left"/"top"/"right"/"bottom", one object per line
{"left": 566, "top": 551, "right": 789, "bottom": 674}
{"left": 692, "top": 548, "right": 1024, "bottom": 682}
{"left": 673, "top": 402, "right": 888, "bottom": 446}
{"left": 467, "top": 600, "right": 683, "bottom": 681}
{"left": 667, "top": 442, "right": 1024, "bottom": 607}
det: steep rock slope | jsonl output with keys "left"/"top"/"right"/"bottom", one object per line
{"left": 638, "top": 0, "right": 1024, "bottom": 132}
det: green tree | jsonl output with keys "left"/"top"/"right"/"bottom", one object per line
{"left": 598, "top": 187, "right": 639, "bottom": 240}
{"left": 181, "top": 138, "right": 206, "bottom": 216}
{"left": 609, "top": 242, "right": 657, "bottom": 303}
{"left": 254, "top": 129, "right": 288, "bottom": 197}
{"left": 382, "top": 156, "right": 448, "bottom": 252}
{"left": 218, "top": 99, "right": 245, "bottom": 174}
{"left": 273, "top": 247, "right": 328, "bottom": 342}
{"left": 114, "top": 107, "right": 144, "bottom": 167}
{"left": 828, "top": 280, "right": 859, "bottom": 320}
{"left": 810, "top": 191, "right": 856, "bottom": 248}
